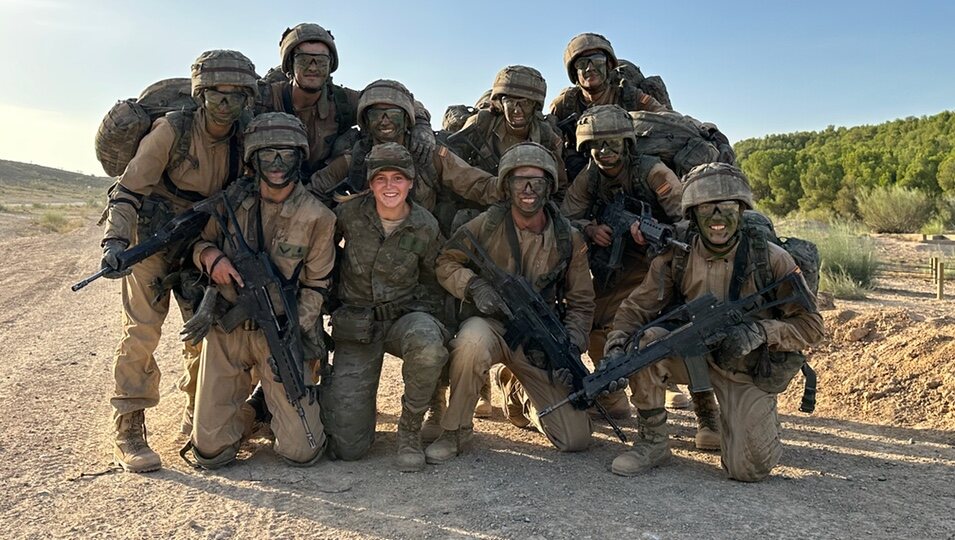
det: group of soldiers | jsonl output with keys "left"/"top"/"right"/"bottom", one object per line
{"left": 98, "top": 23, "right": 823, "bottom": 482}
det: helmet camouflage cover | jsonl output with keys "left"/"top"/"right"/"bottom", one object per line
{"left": 243, "top": 112, "right": 310, "bottom": 163}
{"left": 575, "top": 104, "right": 636, "bottom": 151}
{"left": 190, "top": 49, "right": 257, "bottom": 98}
{"left": 496, "top": 141, "right": 559, "bottom": 198}
{"left": 681, "top": 162, "right": 754, "bottom": 218}
{"left": 490, "top": 65, "right": 547, "bottom": 109}
{"left": 366, "top": 142, "right": 415, "bottom": 181}
{"left": 356, "top": 79, "right": 416, "bottom": 131}
{"left": 563, "top": 32, "right": 618, "bottom": 84}
{"left": 280, "top": 23, "right": 339, "bottom": 75}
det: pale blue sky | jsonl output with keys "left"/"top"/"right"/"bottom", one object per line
{"left": 1, "top": 0, "right": 953, "bottom": 175}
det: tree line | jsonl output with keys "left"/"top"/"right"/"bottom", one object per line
{"left": 733, "top": 110, "right": 955, "bottom": 218}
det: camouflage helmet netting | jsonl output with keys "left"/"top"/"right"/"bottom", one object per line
{"left": 491, "top": 65, "right": 547, "bottom": 107}
{"left": 190, "top": 49, "right": 257, "bottom": 98}
{"left": 575, "top": 104, "right": 636, "bottom": 150}
{"left": 280, "top": 23, "right": 339, "bottom": 75}
{"left": 563, "top": 32, "right": 618, "bottom": 84}
{"left": 243, "top": 112, "right": 310, "bottom": 163}
{"left": 497, "top": 141, "right": 559, "bottom": 198}
{"left": 357, "top": 79, "right": 416, "bottom": 132}
{"left": 366, "top": 142, "right": 416, "bottom": 181}
{"left": 681, "top": 162, "right": 754, "bottom": 218}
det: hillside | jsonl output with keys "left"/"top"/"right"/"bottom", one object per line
{"left": 0, "top": 159, "right": 112, "bottom": 204}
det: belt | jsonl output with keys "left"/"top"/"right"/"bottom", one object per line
{"left": 241, "top": 320, "right": 260, "bottom": 331}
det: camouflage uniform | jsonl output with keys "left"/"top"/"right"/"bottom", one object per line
{"left": 255, "top": 23, "right": 435, "bottom": 175}
{"left": 559, "top": 105, "right": 683, "bottom": 418}
{"left": 549, "top": 33, "right": 668, "bottom": 180}
{"left": 319, "top": 144, "right": 449, "bottom": 470}
{"left": 101, "top": 50, "right": 257, "bottom": 472}
{"left": 606, "top": 163, "right": 824, "bottom": 481}
{"left": 425, "top": 143, "right": 596, "bottom": 463}
{"left": 309, "top": 80, "right": 499, "bottom": 236}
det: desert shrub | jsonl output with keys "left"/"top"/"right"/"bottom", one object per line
{"left": 789, "top": 220, "right": 879, "bottom": 291}
{"left": 820, "top": 269, "right": 869, "bottom": 299}
{"left": 38, "top": 210, "right": 71, "bottom": 233}
{"left": 856, "top": 185, "right": 934, "bottom": 233}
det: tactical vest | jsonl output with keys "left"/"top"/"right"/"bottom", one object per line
{"left": 587, "top": 154, "right": 668, "bottom": 223}
{"left": 449, "top": 110, "right": 560, "bottom": 176}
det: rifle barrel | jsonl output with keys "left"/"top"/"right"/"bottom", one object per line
{"left": 71, "top": 268, "right": 108, "bottom": 292}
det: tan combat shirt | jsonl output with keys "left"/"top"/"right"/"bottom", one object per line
{"left": 334, "top": 193, "right": 444, "bottom": 312}
{"left": 105, "top": 109, "right": 237, "bottom": 242}
{"left": 193, "top": 182, "right": 337, "bottom": 335}
{"left": 609, "top": 237, "right": 824, "bottom": 352}
{"left": 310, "top": 144, "right": 500, "bottom": 213}
{"left": 435, "top": 208, "right": 596, "bottom": 350}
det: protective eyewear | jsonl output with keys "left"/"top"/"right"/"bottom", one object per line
{"left": 293, "top": 52, "right": 331, "bottom": 70}
{"left": 509, "top": 175, "right": 549, "bottom": 192}
{"left": 258, "top": 148, "right": 299, "bottom": 165}
{"left": 696, "top": 201, "right": 740, "bottom": 217}
{"left": 573, "top": 53, "right": 608, "bottom": 71}
{"left": 366, "top": 108, "right": 406, "bottom": 123}
{"left": 595, "top": 139, "right": 625, "bottom": 154}
{"left": 203, "top": 89, "right": 248, "bottom": 108}
{"left": 500, "top": 96, "right": 531, "bottom": 109}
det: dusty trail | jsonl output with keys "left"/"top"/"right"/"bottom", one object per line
{"left": 0, "top": 223, "right": 952, "bottom": 539}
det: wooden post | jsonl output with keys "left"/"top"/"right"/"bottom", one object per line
{"left": 938, "top": 262, "right": 945, "bottom": 300}
{"left": 931, "top": 256, "right": 938, "bottom": 283}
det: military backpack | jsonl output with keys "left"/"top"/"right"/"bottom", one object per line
{"left": 95, "top": 78, "right": 199, "bottom": 177}
{"left": 630, "top": 111, "right": 737, "bottom": 178}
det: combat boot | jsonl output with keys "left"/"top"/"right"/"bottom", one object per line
{"left": 665, "top": 383, "right": 690, "bottom": 409}
{"left": 692, "top": 391, "right": 721, "bottom": 451}
{"left": 474, "top": 377, "right": 493, "bottom": 418}
{"left": 492, "top": 365, "right": 530, "bottom": 428}
{"left": 396, "top": 406, "right": 426, "bottom": 472}
{"left": 113, "top": 410, "right": 162, "bottom": 473}
{"left": 611, "top": 410, "right": 670, "bottom": 477}
{"left": 421, "top": 384, "right": 447, "bottom": 444}
{"left": 424, "top": 426, "right": 473, "bottom": 464}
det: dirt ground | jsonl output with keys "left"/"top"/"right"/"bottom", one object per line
{"left": 0, "top": 218, "right": 952, "bottom": 540}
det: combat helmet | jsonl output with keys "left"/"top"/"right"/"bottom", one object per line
{"left": 563, "top": 32, "right": 618, "bottom": 84}
{"left": 190, "top": 50, "right": 258, "bottom": 98}
{"left": 681, "top": 162, "right": 754, "bottom": 218}
{"left": 496, "top": 142, "right": 559, "bottom": 198}
{"left": 490, "top": 65, "right": 547, "bottom": 109}
{"left": 280, "top": 23, "right": 339, "bottom": 75}
{"left": 357, "top": 79, "right": 416, "bottom": 132}
{"left": 366, "top": 142, "right": 416, "bottom": 181}
{"left": 575, "top": 104, "right": 636, "bottom": 151}
{"left": 474, "top": 89, "right": 493, "bottom": 110}
{"left": 243, "top": 112, "right": 310, "bottom": 163}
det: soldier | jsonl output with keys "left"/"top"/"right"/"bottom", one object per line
{"left": 310, "top": 79, "right": 499, "bottom": 235}
{"left": 99, "top": 50, "right": 257, "bottom": 472}
{"left": 447, "top": 66, "right": 567, "bottom": 196}
{"left": 550, "top": 33, "right": 668, "bottom": 180}
{"left": 319, "top": 143, "right": 449, "bottom": 472}
{"left": 424, "top": 142, "right": 595, "bottom": 464}
{"left": 183, "top": 112, "right": 334, "bottom": 468}
{"left": 558, "top": 105, "right": 719, "bottom": 447}
{"left": 604, "top": 163, "right": 824, "bottom": 481}
{"left": 256, "top": 23, "right": 435, "bottom": 176}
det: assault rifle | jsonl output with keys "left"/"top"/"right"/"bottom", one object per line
{"left": 194, "top": 191, "right": 319, "bottom": 449}
{"left": 451, "top": 228, "right": 627, "bottom": 442}
{"left": 447, "top": 124, "right": 500, "bottom": 174}
{"left": 590, "top": 192, "right": 689, "bottom": 287}
{"left": 71, "top": 207, "right": 209, "bottom": 292}
{"left": 539, "top": 271, "right": 813, "bottom": 418}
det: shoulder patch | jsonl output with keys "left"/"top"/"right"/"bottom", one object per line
{"left": 655, "top": 182, "right": 672, "bottom": 197}
{"left": 277, "top": 242, "right": 307, "bottom": 259}
{"left": 437, "top": 145, "right": 448, "bottom": 158}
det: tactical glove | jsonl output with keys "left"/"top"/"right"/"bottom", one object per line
{"left": 524, "top": 347, "right": 549, "bottom": 370}
{"left": 552, "top": 367, "right": 574, "bottom": 388}
{"left": 595, "top": 354, "right": 630, "bottom": 395}
{"left": 410, "top": 122, "right": 436, "bottom": 163}
{"left": 180, "top": 287, "right": 219, "bottom": 345}
{"left": 100, "top": 239, "right": 131, "bottom": 279}
{"left": 718, "top": 321, "right": 766, "bottom": 359}
{"left": 467, "top": 277, "right": 512, "bottom": 317}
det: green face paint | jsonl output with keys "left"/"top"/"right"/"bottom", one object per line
{"left": 575, "top": 53, "right": 609, "bottom": 91}
{"left": 589, "top": 138, "right": 625, "bottom": 171}
{"left": 508, "top": 174, "right": 549, "bottom": 216}
{"left": 203, "top": 89, "right": 247, "bottom": 126}
{"left": 694, "top": 200, "right": 741, "bottom": 251}
{"left": 255, "top": 146, "right": 301, "bottom": 188}
{"left": 500, "top": 96, "right": 533, "bottom": 129}
{"left": 366, "top": 106, "right": 407, "bottom": 143}
{"left": 292, "top": 52, "right": 330, "bottom": 91}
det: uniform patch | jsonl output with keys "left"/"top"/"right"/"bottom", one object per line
{"left": 397, "top": 234, "right": 427, "bottom": 255}
{"left": 655, "top": 182, "right": 673, "bottom": 196}
{"left": 277, "top": 242, "right": 307, "bottom": 259}
{"left": 438, "top": 146, "right": 448, "bottom": 158}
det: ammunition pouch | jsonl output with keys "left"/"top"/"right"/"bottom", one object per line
{"left": 330, "top": 305, "right": 381, "bottom": 344}
{"left": 751, "top": 350, "right": 806, "bottom": 394}
{"left": 138, "top": 195, "right": 176, "bottom": 239}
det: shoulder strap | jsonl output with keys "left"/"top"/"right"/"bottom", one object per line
{"left": 165, "top": 110, "right": 196, "bottom": 172}
{"left": 728, "top": 233, "right": 751, "bottom": 302}
{"left": 629, "top": 155, "right": 669, "bottom": 221}
{"left": 329, "top": 81, "right": 356, "bottom": 135}
{"left": 280, "top": 82, "right": 294, "bottom": 115}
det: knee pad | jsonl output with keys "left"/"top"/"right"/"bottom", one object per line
{"left": 280, "top": 441, "right": 326, "bottom": 468}
{"left": 192, "top": 442, "right": 239, "bottom": 470}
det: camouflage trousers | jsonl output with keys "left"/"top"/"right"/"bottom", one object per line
{"left": 320, "top": 311, "right": 448, "bottom": 461}
{"left": 630, "top": 327, "right": 783, "bottom": 482}
{"left": 111, "top": 250, "right": 200, "bottom": 419}
{"left": 192, "top": 325, "right": 324, "bottom": 465}
{"left": 442, "top": 316, "right": 592, "bottom": 452}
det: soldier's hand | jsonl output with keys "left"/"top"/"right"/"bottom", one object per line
{"left": 524, "top": 347, "right": 548, "bottom": 370}
{"left": 718, "top": 321, "right": 766, "bottom": 359}
{"left": 410, "top": 124, "right": 436, "bottom": 162}
{"left": 201, "top": 248, "right": 244, "bottom": 288}
{"left": 180, "top": 287, "right": 219, "bottom": 345}
{"left": 586, "top": 224, "right": 613, "bottom": 247}
{"left": 100, "top": 239, "right": 131, "bottom": 279}
{"left": 467, "top": 277, "right": 512, "bottom": 317}
{"left": 595, "top": 353, "right": 629, "bottom": 395}
{"left": 629, "top": 222, "right": 647, "bottom": 246}
{"left": 552, "top": 368, "right": 574, "bottom": 388}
